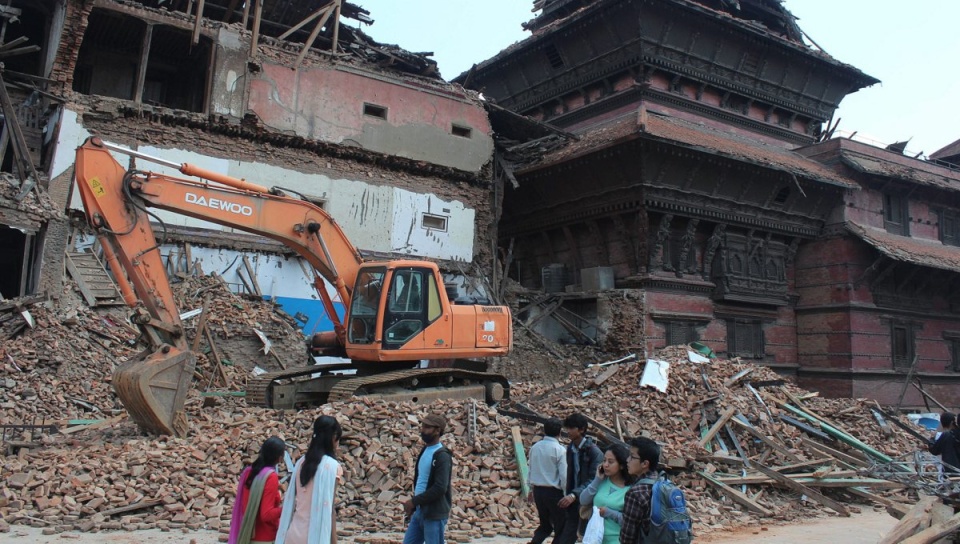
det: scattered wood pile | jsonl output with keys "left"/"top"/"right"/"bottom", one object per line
{"left": 1, "top": 283, "right": 952, "bottom": 540}
{"left": 879, "top": 494, "right": 960, "bottom": 544}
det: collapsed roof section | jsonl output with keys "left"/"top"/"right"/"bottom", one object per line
{"left": 131, "top": 0, "right": 439, "bottom": 77}
{"left": 527, "top": 0, "right": 803, "bottom": 43}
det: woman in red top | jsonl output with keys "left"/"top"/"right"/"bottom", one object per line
{"left": 229, "top": 436, "right": 286, "bottom": 544}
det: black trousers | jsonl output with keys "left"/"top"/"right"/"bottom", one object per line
{"left": 531, "top": 486, "right": 565, "bottom": 544}
{"left": 555, "top": 497, "right": 581, "bottom": 544}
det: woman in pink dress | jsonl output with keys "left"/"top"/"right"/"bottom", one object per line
{"left": 275, "top": 416, "right": 343, "bottom": 544}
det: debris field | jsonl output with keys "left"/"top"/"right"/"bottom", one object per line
{"left": 0, "top": 276, "right": 945, "bottom": 541}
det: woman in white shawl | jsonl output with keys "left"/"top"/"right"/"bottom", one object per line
{"left": 276, "top": 415, "right": 343, "bottom": 544}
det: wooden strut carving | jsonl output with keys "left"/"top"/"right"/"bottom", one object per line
{"left": 702, "top": 223, "right": 725, "bottom": 279}
{"left": 651, "top": 213, "right": 674, "bottom": 272}
{"left": 676, "top": 218, "right": 699, "bottom": 277}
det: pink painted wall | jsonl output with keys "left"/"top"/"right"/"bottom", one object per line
{"left": 247, "top": 63, "right": 493, "bottom": 172}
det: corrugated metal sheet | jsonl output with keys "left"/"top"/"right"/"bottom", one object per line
{"left": 847, "top": 221, "right": 960, "bottom": 272}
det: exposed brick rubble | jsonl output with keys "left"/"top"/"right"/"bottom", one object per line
{"left": 0, "top": 287, "right": 930, "bottom": 540}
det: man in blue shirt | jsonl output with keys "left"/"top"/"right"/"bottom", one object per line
{"left": 402, "top": 413, "right": 453, "bottom": 544}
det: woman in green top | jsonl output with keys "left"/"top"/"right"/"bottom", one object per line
{"left": 579, "top": 443, "right": 635, "bottom": 544}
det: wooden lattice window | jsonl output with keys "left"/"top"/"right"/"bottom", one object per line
{"left": 891, "top": 322, "right": 915, "bottom": 369}
{"left": 727, "top": 319, "right": 765, "bottom": 359}
{"left": 664, "top": 321, "right": 700, "bottom": 347}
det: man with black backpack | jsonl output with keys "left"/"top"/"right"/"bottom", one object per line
{"left": 620, "top": 436, "right": 692, "bottom": 544}
{"left": 402, "top": 413, "right": 453, "bottom": 544}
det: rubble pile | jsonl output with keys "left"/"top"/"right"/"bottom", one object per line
{"left": 0, "top": 288, "right": 935, "bottom": 540}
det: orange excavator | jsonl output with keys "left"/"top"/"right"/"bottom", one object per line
{"left": 73, "top": 137, "right": 511, "bottom": 437}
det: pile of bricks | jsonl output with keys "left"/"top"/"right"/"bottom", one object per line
{"left": 0, "top": 284, "right": 933, "bottom": 540}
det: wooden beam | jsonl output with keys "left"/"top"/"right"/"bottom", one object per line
{"left": 699, "top": 407, "right": 736, "bottom": 449}
{"left": 59, "top": 415, "right": 126, "bottom": 435}
{"left": 249, "top": 0, "right": 263, "bottom": 57}
{"left": 294, "top": 6, "right": 335, "bottom": 69}
{"left": 729, "top": 417, "right": 802, "bottom": 462}
{"left": 221, "top": 0, "right": 239, "bottom": 23}
{"left": 752, "top": 463, "right": 849, "bottom": 516}
{"left": 134, "top": 24, "right": 153, "bottom": 105}
{"left": 699, "top": 471, "right": 772, "bottom": 516}
{"left": 879, "top": 496, "right": 938, "bottom": 544}
{"left": 190, "top": 298, "right": 212, "bottom": 352}
{"left": 330, "top": 0, "right": 341, "bottom": 53}
{"left": 97, "top": 498, "right": 163, "bottom": 518}
{"left": 277, "top": 3, "right": 331, "bottom": 41}
{"left": 913, "top": 381, "right": 950, "bottom": 413}
{"left": 723, "top": 367, "right": 754, "bottom": 387}
{"left": 192, "top": 0, "right": 205, "bottom": 45}
{"left": 797, "top": 436, "right": 870, "bottom": 469}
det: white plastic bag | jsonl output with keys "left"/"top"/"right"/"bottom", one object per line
{"left": 582, "top": 506, "right": 605, "bottom": 544}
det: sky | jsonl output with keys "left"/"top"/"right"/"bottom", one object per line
{"left": 350, "top": 0, "right": 960, "bottom": 158}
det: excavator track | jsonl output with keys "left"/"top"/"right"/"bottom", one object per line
{"left": 327, "top": 368, "right": 509, "bottom": 404}
{"left": 245, "top": 365, "right": 509, "bottom": 408}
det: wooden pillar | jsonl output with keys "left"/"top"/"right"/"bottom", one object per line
{"left": 134, "top": 23, "right": 154, "bottom": 104}
{"left": 249, "top": 0, "right": 263, "bottom": 57}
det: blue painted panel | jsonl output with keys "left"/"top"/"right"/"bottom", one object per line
{"left": 264, "top": 296, "right": 346, "bottom": 336}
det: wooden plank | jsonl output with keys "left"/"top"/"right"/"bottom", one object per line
{"left": 879, "top": 496, "right": 938, "bottom": 544}
{"left": 243, "top": 255, "right": 262, "bottom": 296}
{"left": 511, "top": 426, "right": 530, "bottom": 498}
{"left": 699, "top": 471, "right": 772, "bottom": 516}
{"left": 913, "top": 381, "right": 950, "bottom": 413}
{"left": 65, "top": 254, "right": 98, "bottom": 306}
{"left": 716, "top": 476, "right": 903, "bottom": 489}
{"left": 249, "top": 0, "right": 263, "bottom": 57}
{"left": 190, "top": 298, "right": 212, "bottom": 352}
{"left": 97, "top": 498, "right": 163, "bottom": 518}
{"left": 729, "top": 417, "right": 802, "bottom": 462}
{"left": 928, "top": 501, "right": 956, "bottom": 544}
{"left": 204, "top": 325, "right": 230, "bottom": 389}
{"left": 699, "top": 407, "right": 737, "bottom": 449}
{"left": 773, "top": 458, "right": 835, "bottom": 473}
{"left": 797, "top": 436, "right": 869, "bottom": 469}
{"left": 846, "top": 486, "right": 908, "bottom": 511}
{"left": 59, "top": 415, "right": 125, "bottom": 435}
{"left": 134, "top": 24, "right": 153, "bottom": 103}
{"left": 723, "top": 367, "right": 754, "bottom": 387}
{"left": 294, "top": 6, "right": 334, "bottom": 68}
{"left": 752, "top": 463, "right": 849, "bottom": 516}
{"left": 594, "top": 365, "right": 620, "bottom": 386}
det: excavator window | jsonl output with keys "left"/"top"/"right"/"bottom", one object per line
{"left": 383, "top": 268, "right": 428, "bottom": 349}
{"left": 348, "top": 267, "right": 385, "bottom": 344}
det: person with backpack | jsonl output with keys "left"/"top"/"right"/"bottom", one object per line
{"left": 929, "top": 412, "right": 960, "bottom": 474}
{"left": 620, "top": 436, "right": 692, "bottom": 544}
{"left": 401, "top": 413, "right": 453, "bottom": 544}
{"left": 556, "top": 413, "right": 604, "bottom": 544}
{"left": 229, "top": 436, "right": 286, "bottom": 544}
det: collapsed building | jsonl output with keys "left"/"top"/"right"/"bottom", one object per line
{"left": 459, "top": 0, "right": 960, "bottom": 407}
{"left": 1, "top": 0, "right": 499, "bottom": 334}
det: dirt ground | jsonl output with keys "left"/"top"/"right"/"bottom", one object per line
{"left": 3, "top": 510, "right": 897, "bottom": 543}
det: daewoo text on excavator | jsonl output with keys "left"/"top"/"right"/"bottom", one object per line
{"left": 73, "top": 137, "right": 512, "bottom": 437}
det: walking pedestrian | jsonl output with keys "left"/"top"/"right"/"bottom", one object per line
{"left": 276, "top": 415, "right": 343, "bottom": 544}
{"left": 556, "top": 413, "right": 603, "bottom": 544}
{"left": 527, "top": 418, "right": 567, "bottom": 544}
{"left": 620, "top": 437, "right": 661, "bottom": 544}
{"left": 229, "top": 436, "right": 286, "bottom": 544}
{"left": 401, "top": 413, "right": 453, "bottom": 544}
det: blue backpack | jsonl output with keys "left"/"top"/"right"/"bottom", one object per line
{"left": 636, "top": 475, "right": 693, "bottom": 544}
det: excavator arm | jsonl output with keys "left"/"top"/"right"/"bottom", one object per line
{"left": 73, "top": 137, "right": 365, "bottom": 436}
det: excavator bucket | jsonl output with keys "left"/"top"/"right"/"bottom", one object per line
{"left": 112, "top": 348, "right": 196, "bottom": 437}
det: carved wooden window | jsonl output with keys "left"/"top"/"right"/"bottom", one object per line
{"left": 944, "top": 333, "right": 960, "bottom": 372}
{"left": 726, "top": 319, "right": 764, "bottom": 359}
{"left": 940, "top": 210, "right": 960, "bottom": 247}
{"left": 883, "top": 193, "right": 909, "bottom": 236}
{"left": 664, "top": 321, "right": 700, "bottom": 347}
{"left": 891, "top": 322, "right": 915, "bottom": 369}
